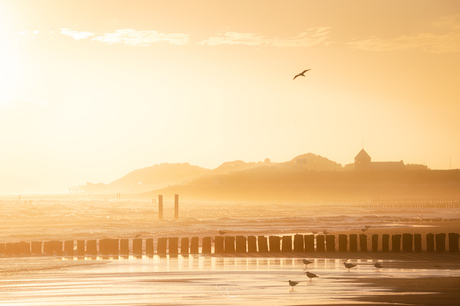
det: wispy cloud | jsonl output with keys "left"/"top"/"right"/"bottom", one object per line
{"left": 198, "top": 27, "right": 331, "bottom": 47}
{"left": 349, "top": 33, "right": 460, "bottom": 54}
{"left": 18, "top": 30, "right": 40, "bottom": 39}
{"left": 60, "top": 28, "right": 95, "bottom": 40}
{"left": 92, "top": 29, "right": 190, "bottom": 46}
{"left": 349, "top": 15, "right": 460, "bottom": 53}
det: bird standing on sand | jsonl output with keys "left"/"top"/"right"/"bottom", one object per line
{"left": 343, "top": 260, "right": 357, "bottom": 271}
{"left": 374, "top": 262, "right": 383, "bottom": 269}
{"left": 288, "top": 280, "right": 299, "bottom": 288}
{"left": 303, "top": 259, "right": 313, "bottom": 265}
{"left": 293, "top": 69, "right": 311, "bottom": 80}
{"left": 219, "top": 230, "right": 226, "bottom": 235}
{"left": 305, "top": 271, "right": 319, "bottom": 280}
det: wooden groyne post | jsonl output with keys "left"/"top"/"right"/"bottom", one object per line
{"left": 158, "top": 195, "right": 163, "bottom": 220}
{"left": 174, "top": 194, "right": 179, "bottom": 220}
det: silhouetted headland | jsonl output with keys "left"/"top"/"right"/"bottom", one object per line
{"left": 76, "top": 150, "right": 459, "bottom": 201}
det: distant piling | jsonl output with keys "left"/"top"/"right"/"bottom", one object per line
{"left": 174, "top": 194, "right": 179, "bottom": 220}
{"left": 158, "top": 195, "right": 163, "bottom": 220}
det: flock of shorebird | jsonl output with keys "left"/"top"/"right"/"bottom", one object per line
{"left": 288, "top": 258, "right": 383, "bottom": 289}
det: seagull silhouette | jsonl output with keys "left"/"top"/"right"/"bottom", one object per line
{"left": 288, "top": 280, "right": 299, "bottom": 288}
{"left": 219, "top": 230, "right": 227, "bottom": 235}
{"left": 293, "top": 69, "right": 311, "bottom": 80}
{"left": 305, "top": 271, "right": 319, "bottom": 280}
{"left": 303, "top": 259, "right": 313, "bottom": 265}
{"left": 374, "top": 262, "right": 383, "bottom": 269}
{"left": 343, "top": 260, "right": 357, "bottom": 271}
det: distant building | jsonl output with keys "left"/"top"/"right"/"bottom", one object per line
{"left": 353, "top": 149, "right": 406, "bottom": 171}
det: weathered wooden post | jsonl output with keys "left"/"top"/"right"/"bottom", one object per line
{"left": 133, "top": 238, "right": 143, "bottom": 256}
{"left": 32, "top": 241, "right": 42, "bottom": 255}
{"left": 202, "top": 237, "right": 212, "bottom": 254}
{"left": 382, "top": 234, "right": 390, "bottom": 252}
{"left": 258, "top": 236, "right": 268, "bottom": 253}
{"left": 0, "top": 243, "right": 5, "bottom": 255}
{"left": 392, "top": 234, "right": 401, "bottom": 252}
{"left": 448, "top": 233, "right": 459, "bottom": 252}
{"left": 18, "top": 242, "right": 30, "bottom": 255}
{"left": 339, "top": 234, "right": 347, "bottom": 252}
{"left": 349, "top": 234, "right": 358, "bottom": 252}
{"left": 190, "top": 237, "right": 199, "bottom": 254}
{"left": 248, "top": 236, "right": 257, "bottom": 253}
{"left": 236, "top": 236, "right": 247, "bottom": 253}
{"left": 169, "top": 237, "right": 179, "bottom": 255}
{"left": 146, "top": 238, "right": 154, "bottom": 255}
{"left": 225, "top": 236, "right": 235, "bottom": 253}
{"left": 120, "top": 239, "right": 129, "bottom": 256}
{"left": 214, "top": 236, "right": 224, "bottom": 254}
{"left": 293, "top": 234, "right": 304, "bottom": 252}
{"left": 109, "top": 239, "right": 119, "bottom": 255}
{"left": 5, "top": 243, "right": 13, "bottom": 256}
{"left": 157, "top": 238, "right": 167, "bottom": 255}
{"left": 426, "top": 233, "right": 435, "bottom": 252}
{"left": 99, "top": 239, "right": 109, "bottom": 256}
{"left": 158, "top": 195, "right": 163, "bottom": 220}
{"left": 282, "top": 236, "right": 292, "bottom": 253}
{"left": 326, "top": 235, "right": 335, "bottom": 252}
{"left": 269, "top": 236, "right": 280, "bottom": 253}
{"left": 435, "top": 233, "right": 446, "bottom": 252}
{"left": 77, "top": 240, "right": 85, "bottom": 256}
{"left": 64, "top": 240, "right": 74, "bottom": 256}
{"left": 87, "top": 240, "right": 97, "bottom": 256}
{"left": 181, "top": 237, "right": 189, "bottom": 254}
{"left": 54, "top": 241, "right": 63, "bottom": 256}
{"left": 359, "top": 234, "right": 367, "bottom": 252}
{"left": 174, "top": 194, "right": 179, "bottom": 220}
{"left": 414, "top": 234, "right": 422, "bottom": 252}
{"left": 372, "top": 234, "right": 378, "bottom": 252}
{"left": 403, "top": 233, "right": 413, "bottom": 252}
{"left": 43, "top": 241, "right": 53, "bottom": 256}
{"left": 304, "top": 235, "right": 315, "bottom": 252}
{"left": 316, "top": 235, "right": 325, "bottom": 252}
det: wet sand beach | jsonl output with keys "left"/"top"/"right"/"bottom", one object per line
{"left": 0, "top": 252, "right": 459, "bottom": 305}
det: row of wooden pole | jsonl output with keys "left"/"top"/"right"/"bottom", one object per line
{"left": 0, "top": 233, "right": 458, "bottom": 257}
{"left": 158, "top": 194, "right": 179, "bottom": 220}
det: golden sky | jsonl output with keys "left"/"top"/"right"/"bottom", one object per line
{"left": 0, "top": 0, "right": 459, "bottom": 194}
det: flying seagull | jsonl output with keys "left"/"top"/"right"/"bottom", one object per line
{"left": 374, "top": 262, "right": 383, "bottom": 269}
{"left": 293, "top": 69, "right": 311, "bottom": 80}
{"left": 219, "top": 230, "right": 227, "bottom": 235}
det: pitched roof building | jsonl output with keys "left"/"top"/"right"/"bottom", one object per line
{"left": 354, "top": 149, "right": 406, "bottom": 171}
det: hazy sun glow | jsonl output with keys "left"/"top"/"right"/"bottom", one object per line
{"left": 0, "top": 0, "right": 459, "bottom": 194}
